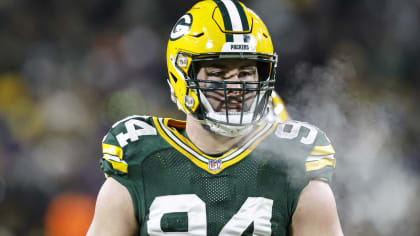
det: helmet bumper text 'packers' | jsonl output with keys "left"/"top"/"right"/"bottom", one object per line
{"left": 167, "top": 0, "right": 277, "bottom": 137}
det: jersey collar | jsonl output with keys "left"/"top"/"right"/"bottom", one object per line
{"left": 153, "top": 117, "right": 277, "bottom": 174}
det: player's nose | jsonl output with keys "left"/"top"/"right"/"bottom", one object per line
{"left": 224, "top": 71, "right": 242, "bottom": 89}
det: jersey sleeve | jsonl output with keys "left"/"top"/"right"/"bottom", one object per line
{"left": 99, "top": 115, "right": 157, "bottom": 177}
{"left": 100, "top": 130, "right": 129, "bottom": 176}
{"left": 99, "top": 115, "right": 158, "bottom": 223}
{"left": 305, "top": 128, "right": 336, "bottom": 182}
{"left": 274, "top": 121, "right": 337, "bottom": 216}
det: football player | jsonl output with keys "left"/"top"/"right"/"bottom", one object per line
{"left": 87, "top": 1, "right": 343, "bottom": 235}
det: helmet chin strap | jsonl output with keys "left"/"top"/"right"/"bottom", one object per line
{"left": 196, "top": 89, "right": 268, "bottom": 137}
{"left": 200, "top": 119, "right": 254, "bottom": 137}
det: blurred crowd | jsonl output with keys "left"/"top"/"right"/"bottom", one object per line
{"left": 0, "top": 0, "right": 419, "bottom": 235}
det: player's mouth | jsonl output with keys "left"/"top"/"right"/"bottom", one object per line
{"left": 220, "top": 103, "right": 243, "bottom": 112}
{"left": 204, "top": 91, "right": 256, "bottom": 112}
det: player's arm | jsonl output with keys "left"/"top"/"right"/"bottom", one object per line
{"left": 87, "top": 177, "right": 138, "bottom": 236}
{"left": 290, "top": 180, "right": 343, "bottom": 236}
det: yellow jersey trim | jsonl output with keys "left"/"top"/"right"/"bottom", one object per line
{"left": 102, "top": 154, "right": 128, "bottom": 173}
{"left": 310, "top": 144, "right": 335, "bottom": 156}
{"left": 306, "top": 158, "right": 336, "bottom": 172}
{"left": 166, "top": 119, "right": 268, "bottom": 159}
{"left": 102, "top": 143, "right": 127, "bottom": 173}
{"left": 102, "top": 143, "right": 123, "bottom": 160}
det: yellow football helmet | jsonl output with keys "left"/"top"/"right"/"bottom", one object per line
{"left": 166, "top": 0, "right": 277, "bottom": 136}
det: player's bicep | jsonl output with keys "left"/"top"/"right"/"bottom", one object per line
{"left": 290, "top": 180, "right": 343, "bottom": 236}
{"left": 87, "top": 178, "right": 138, "bottom": 236}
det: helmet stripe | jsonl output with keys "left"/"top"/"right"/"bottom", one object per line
{"left": 213, "top": 0, "right": 234, "bottom": 42}
{"left": 221, "top": 0, "right": 244, "bottom": 31}
{"left": 231, "top": 0, "right": 249, "bottom": 31}
{"left": 213, "top": 0, "right": 250, "bottom": 43}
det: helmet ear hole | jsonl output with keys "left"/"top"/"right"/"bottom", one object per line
{"left": 257, "top": 62, "right": 270, "bottom": 81}
{"left": 170, "top": 72, "right": 178, "bottom": 83}
{"left": 188, "top": 61, "right": 201, "bottom": 79}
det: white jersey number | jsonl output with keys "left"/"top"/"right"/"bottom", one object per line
{"left": 275, "top": 121, "right": 318, "bottom": 145}
{"left": 147, "top": 194, "right": 207, "bottom": 236}
{"left": 147, "top": 194, "right": 273, "bottom": 236}
{"left": 116, "top": 119, "right": 157, "bottom": 147}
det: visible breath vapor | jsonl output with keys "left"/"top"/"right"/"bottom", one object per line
{"left": 285, "top": 58, "right": 418, "bottom": 235}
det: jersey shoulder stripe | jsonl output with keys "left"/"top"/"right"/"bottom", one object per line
{"left": 305, "top": 127, "right": 335, "bottom": 173}
{"left": 100, "top": 115, "right": 159, "bottom": 175}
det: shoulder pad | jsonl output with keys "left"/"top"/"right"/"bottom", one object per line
{"left": 100, "top": 115, "right": 158, "bottom": 175}
{"left": 275, "top": 120, "right": 336, "bottom": 181}
{"left": 306, "top": 128, "right": 335, "bottom": 173}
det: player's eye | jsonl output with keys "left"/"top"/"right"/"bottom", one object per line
{"left": 206, "top": 71, "right": 225, "bottom": 78}
{"left": 238, "top": 69, "right": 257, "bottom": 79}
{"left": 202, "top": 81, "right": 224, "bottom": 89}
{"left": 238, "top": 71, "right": 251, "bottom": 77}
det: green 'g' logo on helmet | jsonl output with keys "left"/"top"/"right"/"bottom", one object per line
{"left": 170, "top": 14, "right": 193, "bottom": 41}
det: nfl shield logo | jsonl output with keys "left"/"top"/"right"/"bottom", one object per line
{"left": 208, "top": 159, "right": 222, "bottom": 171}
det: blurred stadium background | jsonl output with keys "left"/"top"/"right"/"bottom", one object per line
{"left": 0, "top": 0, "right": 419, "bottom": 235}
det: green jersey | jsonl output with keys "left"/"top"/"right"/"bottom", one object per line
{"left": 100, "top": 115, "right": 335, "bottom": 236}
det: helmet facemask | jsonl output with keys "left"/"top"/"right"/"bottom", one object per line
{"left": 181, "top": 52, "right": 276, "bottom": 137}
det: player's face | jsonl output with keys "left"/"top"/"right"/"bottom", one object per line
{"left": 196, "top": 60, "right": 259, "bottom": 113}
